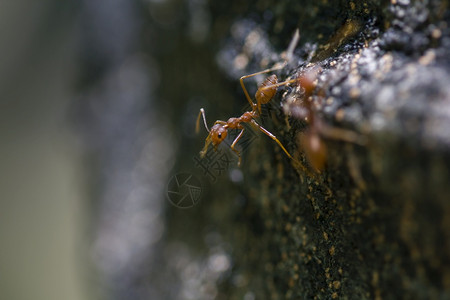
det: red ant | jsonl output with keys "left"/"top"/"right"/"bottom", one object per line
{"left": 196, "top": 62, "right": 299, "bottom": 167}
{"left": 289, "top": 67, "right": 367, "bottom": 172}
{"left": 196, "top": 30, "right": 302, "bottom": 167}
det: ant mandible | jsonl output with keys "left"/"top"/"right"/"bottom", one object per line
{"left": 196, "top": 31, "right": 301, "bottom": 167}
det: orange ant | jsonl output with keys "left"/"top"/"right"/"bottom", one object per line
{"left": 196, "top": 30, "right": 301, "bottom": 167}
{"left": 196, "top": 63, "right": 299, "bottom": 167}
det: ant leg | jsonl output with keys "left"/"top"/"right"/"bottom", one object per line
{"left": 239, "top": 61, "right": 288, "bottom": 109}
{"left": 258, "top": 66, "right": 322, "bottom": 97}
{"left": 250, "top": 119, "right": 293, "bottom": 159}
{"left": 196, "top": 108, "right": 210, "bottom": 133}
{"left": 318, "top": 123, "right": 368, "bottom": 146}
{"left": 258, "top": 78, "right": 298, "bottom": 93}
{"left": 230, "top": 128, "right": 245, "bottom": 166}
{"left": 251, "top": 119, "right": 311, "bottom": 174}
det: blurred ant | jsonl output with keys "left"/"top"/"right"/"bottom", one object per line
{"left": 290, "top": 68, "right": 367, "bottom": 172}
{"left": 196, "top": 30, "right": 301, "bottom": 167}
{"left": 291, "top": 68, "right": 327, "bottom": 171}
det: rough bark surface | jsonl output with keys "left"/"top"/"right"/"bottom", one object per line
{"left": 80, "top": 0, "right": 450, "bottom": 299}
{"left": 199, "top": 1, "right": 450, "bottom": 299}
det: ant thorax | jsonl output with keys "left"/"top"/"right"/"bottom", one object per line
{"left": 226, "top": 117, "right": 240, "bottom": 129}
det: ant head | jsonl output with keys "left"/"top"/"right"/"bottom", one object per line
{"left": 210, "top": 124, "right": 228, "bottom": 146}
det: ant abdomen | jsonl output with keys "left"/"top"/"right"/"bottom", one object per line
{"left": 299, "top": 130, "right": 327, "bottom": 172}
{"left": 255, "top": 74, "right": 278, "bottom": 105}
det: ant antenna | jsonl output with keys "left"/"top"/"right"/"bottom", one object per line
{"left": 196, "top": 108, "right": 210, "bottom": 133}
{"left": 284, "top": 28, "right": 300, "bottom": 62}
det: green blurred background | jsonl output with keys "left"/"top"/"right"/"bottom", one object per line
{"left": 0, "top": 1, "right": 87, "bottom": 300}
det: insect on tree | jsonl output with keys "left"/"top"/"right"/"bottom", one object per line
{"left": 196, "top": 30, "right": 301, "bottom": 167}
{"left": 290, "top": 67, "right": 367, "bottom": 172}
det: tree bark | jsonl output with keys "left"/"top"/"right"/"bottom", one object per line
{"left": 81, "top": 0, "right": 450, "bottom": 299}
{"left": 196, "top": 1, "right": 450, "bottom": 299}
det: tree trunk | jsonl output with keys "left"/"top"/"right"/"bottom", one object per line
{"left": 82, "top": 0, "right": 450, "bottom": 298}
